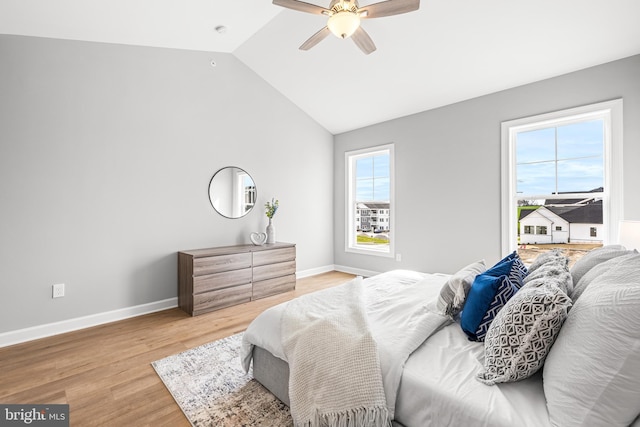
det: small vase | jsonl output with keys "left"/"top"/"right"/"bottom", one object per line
{"left": 266, "top": 218, "right": 276, "bottom": 244}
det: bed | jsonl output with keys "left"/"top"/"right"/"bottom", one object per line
{"left": 241, "top": 247, "right": 640, "bottom": 427}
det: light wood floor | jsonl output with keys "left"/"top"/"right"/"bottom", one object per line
{"left": 0, "top": 271, "right": 354, "bottom": 426}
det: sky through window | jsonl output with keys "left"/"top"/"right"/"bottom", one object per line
{"left": 516, "top": 119, "right": 604, "bottom": 195}
{"left": 355, "top": 154, "right": 390, "bottom": 201}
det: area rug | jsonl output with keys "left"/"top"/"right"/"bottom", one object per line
{"left": 152, "top": 333, "right": 292, "bottom": 426}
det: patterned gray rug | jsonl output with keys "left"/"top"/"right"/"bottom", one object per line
{"left": 152, "top": 333, "right": 292, "bottom": 426}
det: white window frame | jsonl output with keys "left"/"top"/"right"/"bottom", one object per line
{"left": 345, "top": 143, "right": 395, "bottom": 257}
{"left": 501, "top": 99, "right": 623, "bottom": 254}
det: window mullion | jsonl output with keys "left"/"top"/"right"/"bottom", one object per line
{"left": 554, "top": 126, "right": 558, "bottom": 194}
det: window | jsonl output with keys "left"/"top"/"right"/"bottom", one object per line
{"left": 502, "top": 100, "right": 623, "bottom": 259}
{"left": 346, "top": 144, "right": 394, "bottom": 256}
{"left": 524, "top": 225, "right": 534, "bottom": 234}
{"left": 244, "top": 180, "right": 256, "bottom": 213}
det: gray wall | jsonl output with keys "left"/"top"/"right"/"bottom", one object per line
{"left": 334, "top": 55, "right": 640, "bottom": 275}
{"left": 2, "top": 34, "right": 638, "bottom": 337}
{"left": 0, "top": 35, "right": 334, "bottom": 334}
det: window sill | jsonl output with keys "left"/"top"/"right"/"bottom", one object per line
{"left": 346, "top": 246, "right": 394, "bottom": 258}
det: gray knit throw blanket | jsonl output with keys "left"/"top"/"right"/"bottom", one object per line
{"left": 282, "top": 276, "right": 392, "bottom": 427}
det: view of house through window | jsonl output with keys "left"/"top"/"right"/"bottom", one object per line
{"left": 503, "top": 100, "right": 623, "bottom": 267}
{"left": 346, "top": 144, "right": 394, "bottom": 256}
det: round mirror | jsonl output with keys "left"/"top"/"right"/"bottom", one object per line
{"left": 208, "top": 167, "right": 256, "bottom": 219}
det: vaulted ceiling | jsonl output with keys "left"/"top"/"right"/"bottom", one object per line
{"left": 2, "top": 0, "right": 640, "bottom": 134}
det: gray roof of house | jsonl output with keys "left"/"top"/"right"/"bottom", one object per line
{"left": 519, "top": 202, "right": 603, "bottom": 224}
{"left": 544, "top": 187, "right": 603, "bottom": 205}
{"left": 519, "top": 209, "right": 535, "bottom": 220}
{"left": 547, "top": 203, "right": 603, "bottom": 224}
{"left": 358, "top": 203, "right": 390, "bottom": 209}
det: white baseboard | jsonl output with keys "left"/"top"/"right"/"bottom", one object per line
{"left": 333, "top": 264, "right": 381, "bottom": 278}
{"left": 1, "top": 266, "right": 375, "bottom": 348}
{"left": 296, "top": 264, "right": 335, "bottom": 278}
{"left": 297, "top": 264, "right": 381, "bottom": 278}
{"left": 0, "top": 297, "right": 178, "bottom": 348}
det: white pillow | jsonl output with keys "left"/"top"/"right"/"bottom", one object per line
{"left": 437, "top": 260, "right": 486, "bottom": 316}
{"left": 569, "top": 244, "right": 632, "bottom": 288}
{"left": 543, "top": 253, "right": 640, "bottom": 427}
{"left": 571, "top": 249, "right": 638, "bottom": 302}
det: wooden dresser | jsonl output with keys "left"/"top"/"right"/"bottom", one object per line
{"left": 178, "top": 242, "right": 296, "bottom": 316}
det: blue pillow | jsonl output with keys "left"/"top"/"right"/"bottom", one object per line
{"left": 461, "top": 273, "right": 511, "bottom": 340}
{"left": 509, "top": 255, "right": 528, "bottom": 289}
{"left": 474, "top": 277, "right": 517, "bottom": 340}
{"left": 485, "top": 256, "right": 516, "bottom": 277}
{"left": 495, "top": 251, "right": 529, "bottom": 289}
{"left": 496, "top": 251, "right": 516, "bottom": 264}
{"left": 461, "top": 254, "right": 524, "bottom": 341}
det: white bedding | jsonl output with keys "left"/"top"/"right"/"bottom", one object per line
{"left": 395, "top": 319, "right": 551, "bottom": 427}
{"left": 241, "top": 269, "right": 552, "bottom": 427}
{"left": 282, "top": 277, "right": 390, "bottom": 426}
{"left": 243, "top": 270, "right": 451, "bottom": 419}
{"left": 241, "top": 269, "right": 435, "bottom": 371}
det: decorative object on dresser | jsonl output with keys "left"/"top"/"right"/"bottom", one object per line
{"left": 250, "top": 232, "right": 267, "bottom": 246}
{"left": 178, "top": 242, "right": 296, "bottom": 316}
{"left": 265, "top": 198, "right": 279, "bottom": 244}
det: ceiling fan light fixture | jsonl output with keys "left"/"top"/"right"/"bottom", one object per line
{"left": 273, "top": 0, "right": 420, "bottom": 54}
{"left": 327, "top": 11, "right": 360, "bottom": 39}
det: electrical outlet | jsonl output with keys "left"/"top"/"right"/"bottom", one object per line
{"left": 52, "top": 283, "right": 65, "bottom": 298}
{"left": 396, "top": 253, "right": 402, "bottom": 262}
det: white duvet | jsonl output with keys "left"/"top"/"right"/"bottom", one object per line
{"left": 242, "top": 270, "right": 451, "bottom": 419}
{"left": 241, "top": 270, "right": 552, "bottom": 427}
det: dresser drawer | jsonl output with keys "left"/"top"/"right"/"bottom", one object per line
{"left": 193, "top": 253, "right": 252, "bottom": 276}
{"left": 193, "top": 283, "right": 252, "bottom": 315}
{"left": 194, "top": 268, "right": 252, "bottom": 294}
{"left": 253, "top": 247, "right": 295, "bottom": 267}
{"left": 253, "top": 260, "right": 296, "bottom": 282}
{"left": 253, "top": 274, "right": 296, "bottom": 300}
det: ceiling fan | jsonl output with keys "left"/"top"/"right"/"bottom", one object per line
{"left": 273, "top": 0, "right": 420, "bottom": 55}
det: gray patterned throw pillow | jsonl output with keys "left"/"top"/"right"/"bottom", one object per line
{"left": 477, "top": 285, "right": 572, "bottom": 385}
{"left": 527, "top": 249, "right": 567, "bottom": 274}
{"left": 523, "top": 256, "right": 572, "bottom": 294}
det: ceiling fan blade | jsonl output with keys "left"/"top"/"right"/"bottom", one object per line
{"left": 352, "top": 26, "right": 377, "bottom": 55}
{"left": 359, "top": 0, "right": 419, "bottom": 19}
{"left": 273, "top": 0, "right": 331, "bottom": 15}
{"left": 300, "top": 26, "right": 332, "bottom": 50}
